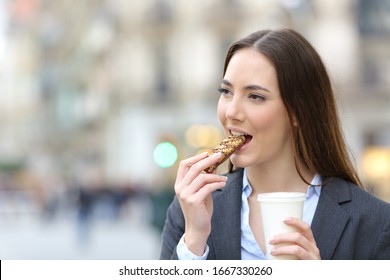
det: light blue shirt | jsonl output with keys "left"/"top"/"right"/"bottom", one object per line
{"left": 177, "top": 168, "right": 322, "bottom": 260}
{"left": 241, "top": 168, "right": 322, "bottom": 259}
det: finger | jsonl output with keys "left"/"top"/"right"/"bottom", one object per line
{"left": 176, "top": 152, "right": 209, "bottom": 183}
{"left": 270, "top": 243, "right": 318, "bottom": 260}
{"left": 195, "top": 181, "right": 226, "bottom": 200}
{"left": 180, "top": 153, "right": 223, "bottom": 187}
{"left": 182, "top": 181, "right": 227, "bottom": 207}
{"left": 182, "top": 173, "right": 227, "bottom": 196}
{"left": 283, "top": 217, "right": 316, "bottom": 243}
{"left": 270, "top": 231, "right": 311, "bottom": 249}
{"left": 270, "top": 230, "right": 320, "bottom": 259}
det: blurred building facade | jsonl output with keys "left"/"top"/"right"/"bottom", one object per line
{"left": 0, "top": 0, "right": 390, "bottom": 259}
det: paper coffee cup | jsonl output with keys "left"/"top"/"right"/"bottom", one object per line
{"left": 257, "top": 192, "right": 306, "bottom": 260}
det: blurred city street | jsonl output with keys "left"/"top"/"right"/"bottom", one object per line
{"left": 0, "top": 218, "right": 161, "bottom": 260}
{"left": 0, "top": 0, "right": 389, "bottom": 261}
{"left": 0, "top": 194, "right": 163, "bottom": 260}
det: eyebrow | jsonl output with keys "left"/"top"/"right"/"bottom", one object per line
{"left": 221, "top": 79, "right": 270, "bottom": 93}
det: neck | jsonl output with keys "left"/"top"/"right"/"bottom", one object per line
{"left": 246, "top": 162, "right": 315, "bottom": 195}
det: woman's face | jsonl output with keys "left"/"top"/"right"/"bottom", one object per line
{"left": 217, "top": 48, "right": 292, "bottom": 170}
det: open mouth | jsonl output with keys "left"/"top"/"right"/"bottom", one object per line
{"left": 230, "top": 130, "right": 253, "bottom": 146}
{"left": 243, "top": 135, "right": 253, "bottom": 145}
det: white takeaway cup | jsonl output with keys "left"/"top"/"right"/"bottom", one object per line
{"left": 257, "top": 192, "right": 306, "bottom": 260}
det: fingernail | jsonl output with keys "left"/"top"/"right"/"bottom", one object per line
{"left": 283, "top": 217, "right": 292, "bottom": 222}
{"left": 212, "top": 152, "right": 222, "bottom": 157}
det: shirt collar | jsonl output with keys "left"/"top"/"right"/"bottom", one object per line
{"left": 242, "top": 168, "right": 322, "bottom": 197}
{"left": 242, "top": 168, "right": 251, "bottom": 196}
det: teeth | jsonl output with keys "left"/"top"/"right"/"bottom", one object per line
{"left": 231, "top": 131, "right": 245, "bottom": 136}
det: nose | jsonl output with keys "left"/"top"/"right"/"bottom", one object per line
{"left": 225, "top": 96, "right": 244, "bottom": 122}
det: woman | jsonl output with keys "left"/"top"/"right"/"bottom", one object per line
{"left": 160, "top": 28, "right": 390, "bottom": 260}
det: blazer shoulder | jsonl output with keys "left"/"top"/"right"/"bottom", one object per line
{"left": 160, "top": 195, "right": 184, "bottom": 260}
{"left": 324, "top": 177, "right": 390, "bottom": 215}
{"left": 315, "top": 177, "right": 390, "bottom": 259}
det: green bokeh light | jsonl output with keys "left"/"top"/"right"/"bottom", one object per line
{"left": 153, "top": 142, "right": 178, "bottom": 168}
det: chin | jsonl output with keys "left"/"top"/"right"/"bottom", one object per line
{"left": 230, "top": 157, "right": 247, "bottom": 169}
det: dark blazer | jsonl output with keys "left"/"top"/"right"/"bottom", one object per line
{"left": 160, "top": 168, "right": 390, "bottom": 260}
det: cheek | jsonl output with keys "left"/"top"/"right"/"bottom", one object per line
{"left": 250, "top": 107, "right": 290, "bottom": 134}
{"left": 217, "top": 99, "right": 226, "bottom": 123}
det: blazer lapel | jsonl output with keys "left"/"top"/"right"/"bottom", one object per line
{"left": 311, "top": 178, "right": 351, "bottom": 260}
{"left": 210, "top": 169, "right": 243, "bottom": 260}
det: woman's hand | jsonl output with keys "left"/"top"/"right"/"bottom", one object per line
{"left": 269, "top": 217, "right": 321, "bottom": 260}
{"left": 174, "top": 152, "right": 228, "bottom": 256}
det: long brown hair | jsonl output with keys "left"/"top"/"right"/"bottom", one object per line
{"left": 224, "top": 28, "right": 362, "bottom": 187}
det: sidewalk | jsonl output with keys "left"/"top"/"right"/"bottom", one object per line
{"left": 0, "top": 209, "right": 162, "bottom": 260}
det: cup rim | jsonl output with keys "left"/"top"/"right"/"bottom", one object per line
{"left": 257, "top": 192, "right": 306, "bottom": 202}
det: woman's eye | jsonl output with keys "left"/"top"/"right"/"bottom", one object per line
{"left": 249, "top": 94, "right": 266, "bottom": 101}
{"left": 217, "top": 88, "right": 230, "bottom": 95}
